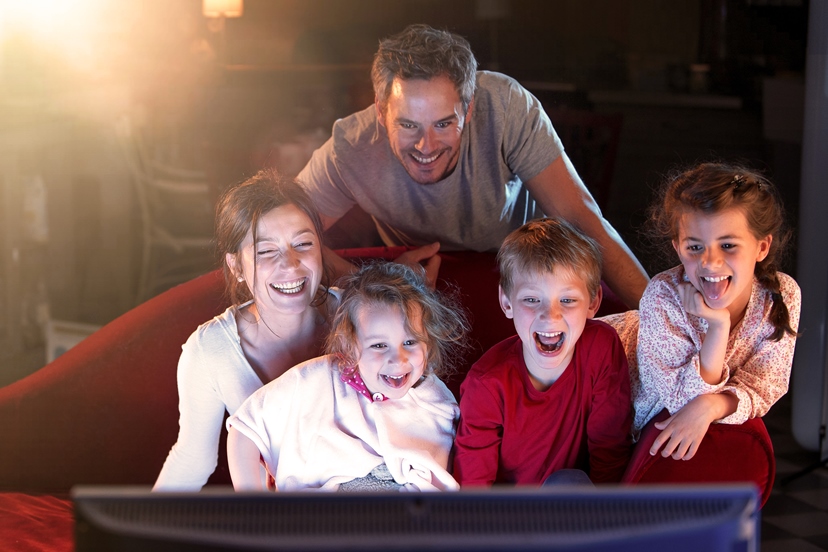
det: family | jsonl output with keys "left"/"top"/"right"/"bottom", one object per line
{"left": 153, "top": 24, "right": 801, "bottom": 492}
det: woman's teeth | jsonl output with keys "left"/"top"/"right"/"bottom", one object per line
{"left": 535, "top": 331, "right": 564, "bottom": 353}
{"left": 270, "top": 278, "right": 305, "bottom": 294}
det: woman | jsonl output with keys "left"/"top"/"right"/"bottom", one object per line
{"left": 154, "top": 169, "right": 338, "bottom": 490}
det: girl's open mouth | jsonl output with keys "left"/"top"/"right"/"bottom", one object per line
{"left": 700, "top": 275, "right": 730, "bottom": 301}
{"left": 381, "top": 373, "right": 411, "bottom": 389}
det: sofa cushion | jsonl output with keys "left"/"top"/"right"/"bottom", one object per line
{"left": 622, "top": 409, "right": 775, "bottom": 507}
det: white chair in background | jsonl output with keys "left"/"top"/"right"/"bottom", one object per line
{"left": 114, "top": 117, "right": 215, "bottom": 303}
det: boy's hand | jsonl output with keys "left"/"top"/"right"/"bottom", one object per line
{"left": 649, "top": 395, "right": 719, "bottom": 460}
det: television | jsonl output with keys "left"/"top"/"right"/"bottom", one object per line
{"left": 72, "top": 484, "right": 758, "bottom": 551}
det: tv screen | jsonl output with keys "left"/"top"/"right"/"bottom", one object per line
{"left": 73, "top": 484, "right": 758, "bottom": 551}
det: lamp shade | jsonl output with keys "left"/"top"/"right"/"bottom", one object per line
{"left": 203, "top": 0, "right": 243, "bottom": 18}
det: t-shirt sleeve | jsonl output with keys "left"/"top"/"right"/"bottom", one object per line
{"left": 586, "top": 326, "right": 633, "bottom": 483}
{"left": 498, "top": 76, "right": 563, "bottom": 183}
{"left": 453, "top": 373, "right": 504, "bottom": 487}
{"left": 154, "top": 333, "right": 227, "bottom": 491}
{"left": 296, "top": 134, "right": 357, "bottom": 220}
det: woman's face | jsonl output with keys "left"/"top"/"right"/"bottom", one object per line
{"left": 227, "top": 203, "right": 323, "bottom": 316}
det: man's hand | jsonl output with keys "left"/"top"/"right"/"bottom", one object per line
{"left": 395, "top": 242, "right": 442, "bottom": 287}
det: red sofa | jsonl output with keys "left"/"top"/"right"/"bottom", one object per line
{"left": 0, "top": 248, "right": 775, "bottom": 551}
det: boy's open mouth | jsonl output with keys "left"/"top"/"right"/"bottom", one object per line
{"left": 534, "top": 331, "right": 565, "bottom": 354}
{"left": 381, "top": 373, "right": 410, "bottom": 389}
{"left": 270, "top": 278, "right": 306, "bottom": 295}
{"left": 700, "top": 275, "right": 730, "bottom": 301}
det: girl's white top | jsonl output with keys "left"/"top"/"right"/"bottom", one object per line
{"left": 227, "top": 354, "right": 460, "bottom": 491}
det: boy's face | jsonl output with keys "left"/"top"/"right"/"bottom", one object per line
{"left": 499, "top": 268, "right": 600, "bottom": 389}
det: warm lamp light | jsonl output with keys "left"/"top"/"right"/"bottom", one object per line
{"left": 202, "top": 0, "right": 243, "bottom": 18}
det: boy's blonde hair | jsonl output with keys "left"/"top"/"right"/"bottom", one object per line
{"left": 325, "top": 261, "right": 469, "bottom": 379}
{"left": 498, "top": 218, "right": 602, "bottom": 298}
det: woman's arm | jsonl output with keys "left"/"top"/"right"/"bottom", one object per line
{"left": 153, "top": 340, "right": 226, "bottom": 491}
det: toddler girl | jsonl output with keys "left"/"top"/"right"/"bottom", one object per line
{"left": 609, "top": 162, "right": 800, "bottom": 460}
{"left": 226, "top": 261, "right": 468, "bottom": 491}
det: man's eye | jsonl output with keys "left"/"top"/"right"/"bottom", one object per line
{"left": 401, "top": 123, "right": 416, "bottom": 130}
{"left": 436, "top": 121, "right": 451, "bottom": 129}
{"left": 257, "top": 249, "right": 275, "bottom": 256}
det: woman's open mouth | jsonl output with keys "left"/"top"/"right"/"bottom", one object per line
{"left": 270, "top": 278, "right": 306, "bottom": 295}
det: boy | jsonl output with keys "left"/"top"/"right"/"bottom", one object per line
{"left": 453, "top": 218, "right": 632, "bottom": 486}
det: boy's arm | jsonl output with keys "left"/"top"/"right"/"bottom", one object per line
{"left": 587, "top": 331, "right": 634, "bottom": 483}
{"left": 452, "top": 378, "right": 503, "bottom": 487}
{"left": 227, "top": 427, "right": 267, "bottom": 491}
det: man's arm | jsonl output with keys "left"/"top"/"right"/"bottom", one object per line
{"left": 319, "top": 212, "right": 442, "bottom": 286}
{"left": 525, "top": 155, "right": 649, "bottom": 309}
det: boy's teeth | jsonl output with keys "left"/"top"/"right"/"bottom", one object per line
{"left": 535, "top": 331, "right": 564, "bottom": 353}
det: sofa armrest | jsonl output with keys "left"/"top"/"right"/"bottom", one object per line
{"left": 622, "top": 409, "right": 775, "bottom": 507}
{"left": 0, "top": 270, "right": 229, "bottom": 493}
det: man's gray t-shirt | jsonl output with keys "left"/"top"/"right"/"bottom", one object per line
{"left": 297, "top": 71, "right": 564, "bottom": 252}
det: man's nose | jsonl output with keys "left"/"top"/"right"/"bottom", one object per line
{"left": 416, "top": 128, "right": 435, "bottom": 152}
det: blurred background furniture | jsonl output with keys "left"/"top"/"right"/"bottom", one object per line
{"left": 114, "top": 116, "right": 216, "bottom": 303}
{"left": 546, "top": 108, "right": 623, "bottom": 211}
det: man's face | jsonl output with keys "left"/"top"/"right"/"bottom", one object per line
{"left": 377, "top": 75, "right": 471, "bottom": 185}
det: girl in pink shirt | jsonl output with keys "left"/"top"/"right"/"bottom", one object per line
{"left": 608, "top": 162, "right": 800, "bottom": 461}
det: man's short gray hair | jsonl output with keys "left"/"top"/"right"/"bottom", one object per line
{"left": 372, "top": 24, "right": 478, "bottom": 112}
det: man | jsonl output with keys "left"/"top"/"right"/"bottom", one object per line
{"left": 297, "top": 24, "right": 648, "bottom": 308}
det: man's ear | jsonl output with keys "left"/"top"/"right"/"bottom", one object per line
{"left": 464, "top": 95, "right": 475, "bottom": 124}
{"left": 375, "top": 98, "right": 386, "bottom": 128}
{"left": 587, "top": 285, "right": 603, "bottom": 318}
{"left": 498, "top": 285, "right": 514, "bottom": 319}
